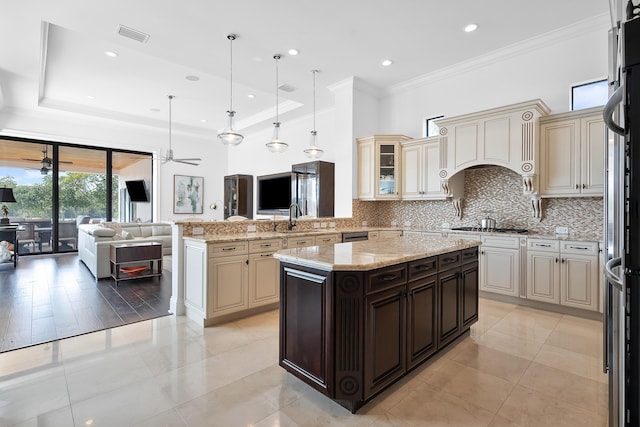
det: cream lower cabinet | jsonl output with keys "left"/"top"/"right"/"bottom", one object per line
{"left": 284, "top": 236, "right": 316, "bottom": 248}
{"left": 526, "top": 239, "right": 599, "bottom": 311}
{"left": 379, "top": 230, "right": 403, "bottom": 239}
{"left": 207, "top": 241, "right": 249, "bottom": 318}
{"left": 316, "top": 233, "right": 341, "bottom": 245}
{"left": 248, "top": 239, "right": 282, "bottom": 308}
{"left": 479, "top": 236, "right": 521, "bottom": 297}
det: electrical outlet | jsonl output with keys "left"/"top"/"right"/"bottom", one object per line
{"left": 404, "top": 221, "right": 412, "bottom": 228}
{"left": 362, "top": 221, "right": 368, "bottom": 227}
{"left": 247, "top": 225, "right": 256, "bottom": 233}
{"left": 192, "top": 227, "right": 204, "bottom": 235}
{"left": 313, "top": 222, "right": 321, "bottom": 229}
{"left": 442, "top": 222, "right": 450, "bottom": 229}
{"left": 391, "top": 221, "right": 397, "bottom": 227}
{"left": 321, "top": 222, "right": 328, "bottom": 228}
{"left": 555, "top": 226, "right": 569, "bottom": 235}
{"left": 329, "top": 222, "right": 336, "bottom": 228}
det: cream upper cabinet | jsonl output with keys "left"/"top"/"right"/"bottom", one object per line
{"left": 401, "top": 137, "right": 449, "bottom": 200}
{"left": 357, "top": 135, "right": 412, "bottom": 200}
{"left": 539, "top": 107, "right": 605, "bottom": 197}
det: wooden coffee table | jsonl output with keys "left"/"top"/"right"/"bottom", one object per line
{"left": 110, "top": 241, "right": 162, "bottom": 285}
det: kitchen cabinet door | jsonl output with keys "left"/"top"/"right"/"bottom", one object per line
{"left": 580, "top": 114, "right": 605, "bottom": 195}
{"left": 248, "top": 252, "right": 279, "bottom": 308}
{"left": 460, "top": 262, "right": 479, "bottom": 328}
{"left": 561, "top": 253, "right": 599, "bottom": 311}
{"left": 437, "top": 267, "right": 461, "bottom": 347}
{"left": 364, "top": 285, "right": 406, "bottom": 399}
{"left": 407, "top": 276, "right": 437, "bottom": 369}
{"left": 480, "top": 247, "right": 520, "bottom": 297}
{"left": 526, "top": 250, "right": 560, "bottom": 304}
{"left": 357, "top": 135, "right": 411, "bottom": 200}
{"left": 207, "top": 254, "right": 249, "bottom": 318}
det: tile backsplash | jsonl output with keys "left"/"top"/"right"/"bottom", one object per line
{"left": 353, "top": 166, "right": 603, "bottom": 239}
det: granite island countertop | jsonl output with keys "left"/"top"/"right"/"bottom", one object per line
{"left": 273, "top": 235, "right": 481, "bottom": 271}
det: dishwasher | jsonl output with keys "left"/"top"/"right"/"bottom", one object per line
{"left": 342, "top": 231, "right": 369, "bottom": 242}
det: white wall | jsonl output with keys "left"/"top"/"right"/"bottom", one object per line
{"left": 378, "top": 15, "right": 609, "bottom": 137}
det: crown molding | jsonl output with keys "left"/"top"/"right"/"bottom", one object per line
{"left": 327, "top": 76, "right": 382, "bottom": 98}
{"left": 387, "top": 12, "right": 610, "bottom": 94}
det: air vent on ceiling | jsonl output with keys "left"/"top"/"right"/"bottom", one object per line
{"left": 116, "top": 24, "right": 150, "bottom": 43}
{"left": 278, "top": 84, "right": 297, "bottom": 93}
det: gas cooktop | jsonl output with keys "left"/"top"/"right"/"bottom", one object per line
{"left": 450, "top": 227, "right": 528, "bottom": 234}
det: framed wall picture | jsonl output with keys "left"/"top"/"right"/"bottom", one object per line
{"left": 174, "top": 175, "right": 204, "bottom": 214}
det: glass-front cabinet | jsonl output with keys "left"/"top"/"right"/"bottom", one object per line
{"left": 224, "top": 174, "right": 253, "bottom": 219}
{"left": 357, "top": 135, "right": 411, "bottom": 200}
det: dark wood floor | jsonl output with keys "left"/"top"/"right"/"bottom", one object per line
{"left": 0, "top": 253, "right": 171, "bottom": 353}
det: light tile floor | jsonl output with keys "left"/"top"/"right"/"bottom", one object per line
{"left": 0, "top": 298, "right": 608, "bottom": 426}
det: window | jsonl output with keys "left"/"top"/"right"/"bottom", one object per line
{"left": 571, "top": 79, "right": 608, "bottom": 110}
{"left": 425, "top": 115, "right": 444, "bottom": 137}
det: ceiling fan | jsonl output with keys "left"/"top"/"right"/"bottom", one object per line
{"left": 162, "top": 95, "right": 201, "bottom": 166}
{"left": 22, "top": 146, "right": 73, "bottom": 175}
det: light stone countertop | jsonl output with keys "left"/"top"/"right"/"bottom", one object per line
{"left": 273, "top": 235, "right": 481, "bottom": 272}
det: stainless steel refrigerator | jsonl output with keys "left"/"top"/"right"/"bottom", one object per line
{"left": 604, "top": 2, "right": 640, "bottom": 425}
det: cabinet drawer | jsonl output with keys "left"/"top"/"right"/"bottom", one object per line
{"left": 481, "top": 235, "right": 520, "bottom": 249}
{"left": 249, "top": 239, "right": 283, "bottom": 253}
{"left": 285, "top": 236, "right": 316, "bottom": 248}
{"left": 316, "top": 234, "right": 341, "bottom": 245}
{"left": 438, "top": 251, "right": 461, "bottom": 270}
{"left": 209, "top": 241, "right": 249, "bottom": 257}
{"left": 366, "top": 264, "right": 407, "bottom": 294}
{"left": 561, "top": 241, "right": 598, "bottom": 256}
{"left": 379, "top": 230, "right": 403, "bottom": 239}
{"left": 528, "top": 239, "right": 560, "bottom": 252}
{"left": 461, "top": 247, "right": 479, "bottom": 264}
{"left": 408, "top": 257, "right": 437, "bottom": 281}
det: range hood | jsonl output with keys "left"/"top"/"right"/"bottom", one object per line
{"left": 435, "top": 99, "right": 550, "bottom": 220}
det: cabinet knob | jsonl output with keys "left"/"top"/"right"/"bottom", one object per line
{"left": 562, "top": 258, "right": 565, "bottom": 264}
{"left": 575, "top": 184, "right": 579, "bottom": 189}
{"left": 555, "top": 257, "right": 558, "bottom": 263}
{"left": 582, "top": 184, "right": 586, "bottom": 189}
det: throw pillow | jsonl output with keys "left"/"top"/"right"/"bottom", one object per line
{"left": 91, "top": 227, "right": 117, "bottom": 237}
{"left": 121, "top": 230, "right": 134, "bottom": 240}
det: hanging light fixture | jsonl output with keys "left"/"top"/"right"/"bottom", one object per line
{"left": 217, "top": 34, "right": 244, "bottom": 146}
{"left": 304, "top": 69, "right": 324, "bottom": 159}
{"left": 266, "top": 55, "right": 288, "bottom": 153}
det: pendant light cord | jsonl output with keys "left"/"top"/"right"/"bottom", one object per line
{"left": 168, "top": 95, "right": 173, "bottom": 150}
{"left": 228, "top": 35, "right": 234, "bottom": 113}
{"left": 274, "top": 55, "right": 280, "bottom": 123}
{"left": 312, "top": 70, "right": 317, "bottom": 132}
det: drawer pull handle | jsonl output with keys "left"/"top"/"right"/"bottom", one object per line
{"left": 222, "top": 247, "right": 236, "bottom": 251}
{"left": 569, "top": 246, "right": 589, "bottom": 250}
{"left": 442, "top": 257, "right": 457, "bottom": 263}
{"left": 296, "top": 240, "right": 307, "bottom": 244}
{"left": 463, "top": 252, "right": 476, "bottom": 258}
{"left": 380, "top": 274, "right": 398, "bottom": 281}
{"left": 261, "top": 253, "right": 273, "bottom": 257}
{"left": 260, "top": 243, "right": 272, "bottom": 247}
{"left": 538, "top": 244, "right": 552, "bottom": 247}
{"left": 415, "top": 264, "right": 433, "bottom": 270}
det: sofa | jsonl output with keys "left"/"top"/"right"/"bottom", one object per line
{"left": 78, "top": 222, "right": 173, "bottom": 279}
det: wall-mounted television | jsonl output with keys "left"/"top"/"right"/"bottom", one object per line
{"left": 125, "top": 179, "right": 149, "bottom": 202}
{"left": 257, "top": 172, "right": 293, "bottom": 214}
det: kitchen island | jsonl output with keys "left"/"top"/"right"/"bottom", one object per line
{"left": 274, "top": 235, "right": 480, "bottom": 413}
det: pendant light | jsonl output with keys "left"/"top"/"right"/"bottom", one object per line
{"left": 217, "top": 34, "right": 244, "bottom": 146}
{"left": 304, "top": 69, "right": 324, "bottom": 159}
{"left": 266, "top": 55, "right": 288, "bottom": 153}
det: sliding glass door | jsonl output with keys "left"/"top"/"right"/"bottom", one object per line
{"left": 0, "top": 137, "right": 153, "bottom": 255}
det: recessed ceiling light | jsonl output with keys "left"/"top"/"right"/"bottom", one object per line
{"left": 150, "top": 108, "right": 161, "bottom": 112}
{"left": 464, "top": 24, "right": 478, "bottom": 32}
{"left": 185, "top": 75, "right": 200, "bottom": 81}
{"left": 288, "top": 49, "right": 300, "bottom": 56}
{"left": 200, "top": 119, "right": 207, "bottom": 123}
{"left": 104, "top": 50, "right": 118, "bottom": 57}
{"left": 247, "top": 94, "right": 256, "bottom": 99}
{"left": 381, "top": 59, "right": 393, "bottom": 67}
{"left": 86, "top": 95, "right": 95, "bottom": 99}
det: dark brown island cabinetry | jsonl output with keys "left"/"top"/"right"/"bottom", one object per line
{"left": 279, "top": 246, "right": 479, "bottom": 413}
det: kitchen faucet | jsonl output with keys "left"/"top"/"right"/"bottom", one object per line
{"left": 288, "top": 203, "right": 301, "bottom": 231}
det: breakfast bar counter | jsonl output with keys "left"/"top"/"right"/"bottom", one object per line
{"left": 274, "top": 235, "right": 481, "bottom": 413}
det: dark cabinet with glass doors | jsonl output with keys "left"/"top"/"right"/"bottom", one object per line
{"left": 224, "top": 174, "right": 253, "bottom": 219}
